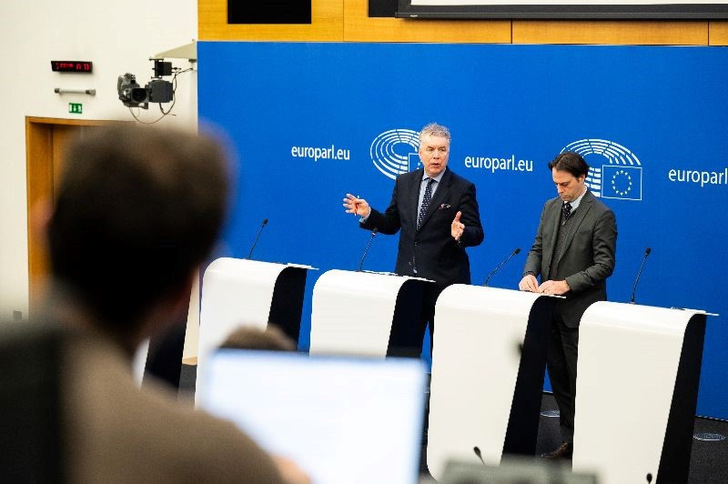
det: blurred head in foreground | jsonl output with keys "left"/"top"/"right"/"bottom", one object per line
{"left": 47, "top": 124, "right": 230, "bottom": 352}
{"left": 220, "top": 325, "right": 297, "bottom": 352}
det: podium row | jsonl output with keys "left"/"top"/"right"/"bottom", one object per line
{"left": 197, "top": 257, "right": 709, "bottom": 484}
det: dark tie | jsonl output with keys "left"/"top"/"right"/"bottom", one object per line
{"left": 418, "top": 178, "right": 435, "bottom": 229}
{"left": 562, "top": 201, "right": 572, "bottom": 221}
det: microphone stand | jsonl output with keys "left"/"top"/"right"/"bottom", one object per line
{"left": 484, "top": 248, "right": 521, "bottom": 287}
{"left": 630, "top": 247, "right": 651, "bottom": 304}
{"left": 358, "top": 229, "right": 377, "bottom": 272}
{"left": 247, "top": 218, "right": 268, "bottom": 259}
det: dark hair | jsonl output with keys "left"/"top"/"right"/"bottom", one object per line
{"left": 548, "top": 151, "right": 590, "bottom": 178}
{"left": 48, "top": 125, "right": 230, "bottom": 332}
{"left": 219, "top": 325, "right": 297, "bottom": 352}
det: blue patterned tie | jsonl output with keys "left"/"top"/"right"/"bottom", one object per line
{"left": 418, "top": 178, "right": 434, "bottom": 229}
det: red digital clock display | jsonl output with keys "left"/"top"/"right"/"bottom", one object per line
{"left": 51, "top": 61, "right": 93, "bottom": 73}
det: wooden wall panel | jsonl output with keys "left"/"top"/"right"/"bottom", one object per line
{"left": 343, "top": 0, "right": 511, "bottom": 43}
{"left": 513, "top": 21, "right": 709, "bottom": 46}
{"left": 199, "top": 0, "right": 344, "bottom": 41}
{"left": 709, "top": 21, "right": 728, "bottom": 45}
{"left": 198, "top": 1, "right": 717, "bottom": 47}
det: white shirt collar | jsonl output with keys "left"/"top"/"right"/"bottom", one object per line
{"left": 569, "top": 186, "right": 588, "bottom": 211}
{"left": 422, "top": 170, "right": 445, "bottom": 184}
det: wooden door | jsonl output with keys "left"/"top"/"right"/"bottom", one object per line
{"left": 26, "top": 117, "right": 123, "bottom": 312}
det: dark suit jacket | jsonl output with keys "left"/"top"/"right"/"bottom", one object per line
{"left": 361, "top": 168, "right": 484, "bottom": 286}
{"left": 523, "top": 190, "right": 617, "bottom": 328}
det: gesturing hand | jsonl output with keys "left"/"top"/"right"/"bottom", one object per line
{"left": 451, "top": 211, "right": 465, "bottom": 241}
{"left": 343, "top": 193, "right": 371, "bottom": 218}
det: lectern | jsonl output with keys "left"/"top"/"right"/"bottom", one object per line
{"left": 196, "top": 257, "right": 313, "bottom": 386}
{"left": 309, "top": 269, "right": 432, "bottom": 357}
{"left": 573, "top": 302, "right": 709, "bottom": 484}
{"left": 426, "top": 285, "right": 556, "bottom": 480}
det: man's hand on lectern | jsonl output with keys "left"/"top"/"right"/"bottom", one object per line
{"left": 519, "top": 274, "right": 539, "bottom": 292}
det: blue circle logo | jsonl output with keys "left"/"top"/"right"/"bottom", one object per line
{"left": 370, "top": 129, "right": 420, "bottom": 180}
{"left": 561, "top": 139, "right": 643, "bottom": 201}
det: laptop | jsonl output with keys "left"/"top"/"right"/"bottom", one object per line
{"left": 197, "top": 349, "right": 427, "bottom": 484}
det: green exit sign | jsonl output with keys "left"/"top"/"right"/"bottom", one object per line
{"left": 69, "top": 103, "right": 83, "bottom": 114}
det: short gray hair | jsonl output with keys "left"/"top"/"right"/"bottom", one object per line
{"left": 419, "top": 123, "right": 451, "bottom": 145}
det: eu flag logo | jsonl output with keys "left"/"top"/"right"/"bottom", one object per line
{"left": 601, "top": 165, "right": 643, "bottom": 201}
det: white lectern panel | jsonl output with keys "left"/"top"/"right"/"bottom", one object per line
{"left": 310, "top": 270, "right": 424, "bottom": 357}
{"left": 574, "top": 301, "right": 707, "bottom": 484}
{"left": 427, "top": 285, "right": 552, "bottom": 481}
{"left": 198, "top": 258, "right": 290, "bottom": 368}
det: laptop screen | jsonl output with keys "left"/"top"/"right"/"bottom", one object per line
{"left": 197, "top": 349, "right": 427, "bottom": 484}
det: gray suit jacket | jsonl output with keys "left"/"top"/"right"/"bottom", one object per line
{"left": 523, "top": 190, "right": 617, "bottom": 328}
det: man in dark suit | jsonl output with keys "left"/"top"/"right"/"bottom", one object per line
{"left": 343, "top": 123, "right": 484, "bottom": 356}
{"left": 519, "top": 151, "right": 617, "bottom": 460}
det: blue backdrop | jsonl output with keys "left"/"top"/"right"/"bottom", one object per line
{"left": 199, "top": 41, "right": 728, "bottom": 419}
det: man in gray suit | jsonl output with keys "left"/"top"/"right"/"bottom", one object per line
{"left": 519, "top": 151, "right": 617, "bottom": 460}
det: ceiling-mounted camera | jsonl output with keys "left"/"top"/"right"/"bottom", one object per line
{"left": 117, "top": 60, "right": 174, "bottom": 109}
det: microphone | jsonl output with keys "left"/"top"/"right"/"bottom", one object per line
{"left": 630, "top": 247, "right": 651, "bottom": 304}
{"left": 473, "top": 446, "right": 486, "bottom": 467}
{"left": 357, "top": 229, "right": 377, "bottom": 272}
{"left": 484, "top": 248, "right": 521, "bottom": 286}
{"left": 247, "top": 218, "right": 268, "bottom": 259}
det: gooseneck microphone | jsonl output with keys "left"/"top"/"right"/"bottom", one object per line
{"left": 630, "top": 247, "right": 652, "bottom": 304}
{"left": 247, "top": 218, "right": 269, "bottom": 259}
{"left": 358, "top": 228, "right": 378, "bottom": 272}
{"left": 473, "top": 446, "right": 486, "bottom": 467}
{"left": 484, "top": 248, "right": 521, "bottom": 287}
